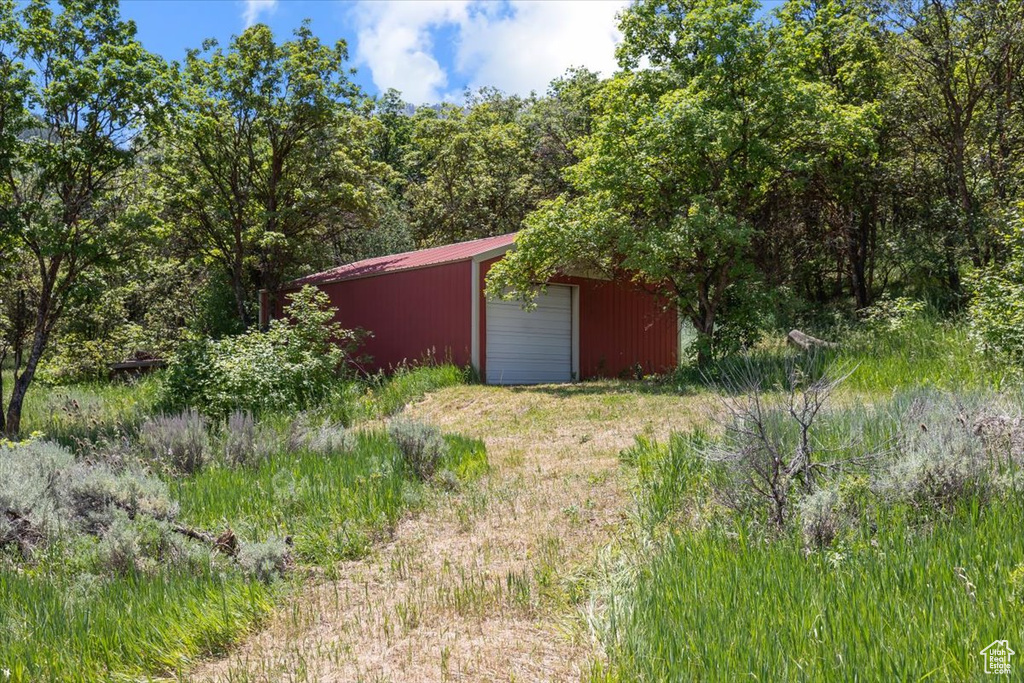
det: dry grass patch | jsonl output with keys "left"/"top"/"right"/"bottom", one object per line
{"left": 187, "top": 381, "right": 703, "bottom": 682}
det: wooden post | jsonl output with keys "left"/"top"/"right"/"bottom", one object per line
{"left": 258, "top": 289, "right": 271, "bottom": 331}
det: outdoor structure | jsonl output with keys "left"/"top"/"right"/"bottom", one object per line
{"left": 271, "top": 233, "right": 680, "bottom": 384}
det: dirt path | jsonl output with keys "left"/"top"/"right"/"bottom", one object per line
{"left": 188, "top": 383, "right": 701, "bottom": 682}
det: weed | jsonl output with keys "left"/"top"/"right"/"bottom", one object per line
{"left": 138, "top": 409, "right": 211, "bottom": 474}
{"left": 388, "top": 419, "right": 448, "bottom": 481}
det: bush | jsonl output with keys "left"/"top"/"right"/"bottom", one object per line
{"left": 798, "top": 487, "right": 842, "bottom": 547}
{"left": 161, "top": 286, "right": 361, "bottom": 416}
{"left": 388, "top": 419, "right": 448, "bottom": 480}
{"left": 237, "top": 537, "right": 291, "bottom": 584}
{"left": 63, "top": 462, "right": 178, "bottom": 532}
{"left": 219, "top": 410, "right": 283, "bottom": 466}
{"left": 0, "top": 440, "right": 178, "bottom": 556}
{"left": 0, "top": 440, "right": 74, "bottom": 545}
{"left": 284, "top": 414, "right": 354, "bottom": 456}
{"left": 138, "top": 409, "right": 210, "bottom": 474}
{"left": 222, "top": 410, "right": 257, "bottom": 466}
{"left": 881, "top": 394, "right": 991, "bottom": 513}
{"left": 968, "top": 221, "right": 1024, "bottom": 367}
{"left": 859, "top": 295, "right": 926, "bottom": 333}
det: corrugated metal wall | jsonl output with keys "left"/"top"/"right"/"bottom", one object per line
{"left": 281, "top": 260, "right": 472, "bottom": 372}
{"left": 479, "top": 258, "right": 677, "bottom": 380}
{"left": 560, "top": 275, "right": 678, "bottom": 378}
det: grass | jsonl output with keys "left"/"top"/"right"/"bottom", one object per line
{"left": 0, "top": 567, "right": 274, "bottom": 683}
{"left": 674, "top": 315, "right": 1002, "bottom": 396}
{"left": 594, "top": 497, "right": 1024, "bottom": 682}
{"left": 0, "top": 364, "right": 483, "bottom": 682}
{"left": 597, "top": 323, "right": 1021, "bottom": 682}
{"left": 173, "top": 431, "right": 487, "bottom": 565}
{"left": 11, "top": 373, "right": 162, "bottom": 446}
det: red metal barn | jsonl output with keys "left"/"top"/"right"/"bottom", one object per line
{"left": 271, "top": 233, "right": 680, "bottom": 384}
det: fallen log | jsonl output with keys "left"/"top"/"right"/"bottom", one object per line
{"left": 787, "top": 329, "right": 837, "bottom": 351}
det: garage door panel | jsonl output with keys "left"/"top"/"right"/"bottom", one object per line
{"left": 486, "top": 286, "right": 572, "bottom": 385}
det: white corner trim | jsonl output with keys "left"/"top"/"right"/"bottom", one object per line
{"left": 471, "top": 242, "right": 514, "bottom": 264}
{"left": 471, "top": 258, "right": 480, "bottom": 375}
{"left": 571, "top": 285, "right": 581, "bottom": 381}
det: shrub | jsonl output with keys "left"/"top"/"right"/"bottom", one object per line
{"left": 222, "top": 410, "right": 257, "bottom": 466}
{"left": 238, "top": 537, "right": 291, "bottom": 584}
{"left": 859, "top": 295, "right": 926, "bottom": 333}
{"left": 63, "top": 463, "right": 178, "bottom": 530}
{"left": 388, "top": 419, "right": 448, "bottom": 480}
{"left": 882, "top": 395, "right": 990, "bottom": 512}
{"left": 219, "top": 410, "right": 282, "bottom": 467}
{"left": 968, "top": 221, "right": 1024, "bottom": 367}
{"left": 161, "top": 286, "right": 361, "bottom": 416}
{"left": 0, "top": 440, "right": 178, "bottom": 557}
{"left": 798, "top": 487, "right": 842, "bottom": 547}
{"left": 0, "top": 440, "right": 73, "bottom": 546}
{"left": 705, "top": 353, "right": 857, "bottom": 527}
{"left": 284, "top": 414, "right": 354, "bottom": 456}
{"left": 138, "top": 409, "right": 210, "bottom": 474}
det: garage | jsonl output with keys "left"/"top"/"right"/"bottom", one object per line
{"left": 275, "top": 232, "right": 680, "bottom": 382}
{"left": 485, "top": 285, "right": 575, "bottom": 385}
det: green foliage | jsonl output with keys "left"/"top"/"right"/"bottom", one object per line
{"left": 968, "top": 221, "right": 1024, "bottom": 367}
{"left": 388, "top": 419, "right": 449, "bottom": 481}
{"left": 161, "top": 287, "right": 359, "bottom": 417}
{"left": 155, "top": 21, "right": 387, "bottom": 327}
{"left": 405, "top": 91, "right": 541, "bottom": 244}
{"left": 605, "top": 384, "right": 1024, "bottom": 681}
{"left": 173, "top": 429, "right": 486, "bottom": 564}
{"left": 0, "top": 0, "right": 169, "bottom": 436}
{"left": 490, "top": 0, "right": 861, "bottom": 364}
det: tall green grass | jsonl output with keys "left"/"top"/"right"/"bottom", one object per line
{"left": 363, "top": 363, "right": 470, "bottom": 417}
{"left": 596, "top": 497, "right": 1024, "bottom": 682}
{"left": 173, "top": 431, "right": 486, "bottom": 564}
{"left": 836, "top": 317, "right": 996, "bottom": 393}
{"left": 675, "top": 316, "right": 1002, "bottom": 395}
{"left": 0, "top": 567, "right": 274, "bottom": 683}
{"left": 12, "top": 373, "right": 161, "bottom": 446}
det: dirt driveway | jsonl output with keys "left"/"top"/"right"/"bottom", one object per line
{"left": 188, "top": 382, "right": 701, "bottom": 682}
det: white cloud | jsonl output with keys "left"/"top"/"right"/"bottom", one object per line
{"left": 242, "top": 0, "right": 278, "bottom": 28}
{"left": 353, "top": 1, "right": 470, "bottom": 105}
{"left": 351, "top": 0, "right": 628, "bottom": 104}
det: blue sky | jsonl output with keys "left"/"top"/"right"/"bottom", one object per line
{"left": 119, "top": 1, "right": 629, "bottom": 105}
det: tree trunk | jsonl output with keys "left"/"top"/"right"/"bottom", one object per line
{"left": 4, "top": 324, "right": 49, "bottom": 439}
{"left": 692, "top": 301, "right": 716, "bottom": 367}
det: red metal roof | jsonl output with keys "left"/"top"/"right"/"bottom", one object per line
{"left": 289, "top": 232, "right": 517, "bottom": 287}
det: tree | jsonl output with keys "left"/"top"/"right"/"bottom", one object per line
{"left": 0, "top": 0, "right": 166, "bottom": 437}
{"left": 883, "top": 0, "right": 1024, "bottom": 299}
{"left": 523, "top": 67, "right": 604, "bottom": 198}
{"left": 770, "top": 0, "right": 889, "bottom": 309}
{"left": 156, "top": 23, "right": 383, "bottom": 328}
{"left": 405, "top": 89, "right": 541, "bottom": 244}
{"left": 490, "top": 0, "right": 822, "bottom": 364}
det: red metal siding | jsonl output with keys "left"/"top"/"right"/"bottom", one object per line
{"left": 478, "top": 258, "right": 677, "bottom": 381}
{"left": 282, "top": 260, "right": 472, "bottom": 372}
{"left": 556, "top": 275, "right": 678, "bottom": 378}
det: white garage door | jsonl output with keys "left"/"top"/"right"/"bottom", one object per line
{"left": 486, "top": 286, "right": 572, "bottom": 385}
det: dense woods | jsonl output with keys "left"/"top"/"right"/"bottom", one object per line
{"left": 1, "top": 0, "right": 1024, "bottom": 434}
